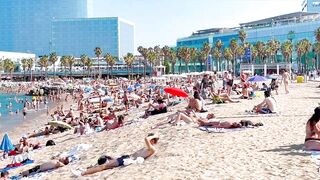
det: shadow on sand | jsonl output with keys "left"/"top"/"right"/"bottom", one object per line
{"left": 260, "top": 144, "right": 310, "bottom": 156}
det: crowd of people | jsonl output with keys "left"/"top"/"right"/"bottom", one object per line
{"left": 1, "top": 68, "right": 319, "bottom": 179}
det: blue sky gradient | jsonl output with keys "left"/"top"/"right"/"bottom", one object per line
{"left": 93, "top": 0, "right": 301, "bottom": 50}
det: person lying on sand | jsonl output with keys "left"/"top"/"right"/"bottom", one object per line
{"left": 253, "top": 90, "right": 277, "bottom": 114}
{"left": 28, "top": 127, "right": 51, "bottom": 138}
{"left": 198, "top": 119, "right": 263, "bottom": 128}
{"left": 19, "top": 157, "right": 70, "bottom": 177}
{"left": 304, "top": 107, "right": 320, "bottom": 151}
{"left": 168, "top": 111, "right": 215, "bottom": 125}
{"left": 74, "top": 133, "right": 159, "bottom": 176}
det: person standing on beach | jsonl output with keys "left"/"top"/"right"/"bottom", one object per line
{"left": 281, "top": 69, "right": 290, "bottom": 94}
{"left": 22, "top": 106, "right": 27, "bottom": 119}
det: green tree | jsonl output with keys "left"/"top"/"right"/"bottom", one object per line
{"left": 3, "top": 59, "right": 15, "bottom": 80}
{"left": 202, "top": 42, "right": 211, "bottom": 71}
{"left": 38, "top": 55, "right": 49, "bottom": 79}
{"left": 251, "top": 46, "right": 258, "bottom": 64}
{"left": 180, "top": 47, "right": 191, "bottom": 73}
{"left": 94, "top": 47, "right": 102, "bottom": 79}
{"left": 229, "top": 39, "right": 238, "bottom": 72}
{"left": 49, "top": 52, "right": 58, "bottom": 78}
{"left": 21, "top": 58, "right": 28, "bottom": 81}
{"left": 314, "top": 27, "right": 320, "bottom": 70}
{"left": 80, "top": 54, "right": 89, "bottom": 77}
{"left": 281, "top": 41, "right": 293, "bottom": 64}
{"left": 105, "top": 53, "right": 117, "bottom": 78}
{"left": 177, "top": 47, "right": 184, "bottom": 74}
{"left": 255, "top": 41, "right": 266, "bottom": 63}
{"left": 314, "top": 42, "right": 320, "bottom": 70}
{"left": 67, "top": 56, "right": 75, "bottom": 77}
{"left": 223, "top": 48, "right": 233, "bottom": 71}
{"left": 215, "top": 39, "right": 223, "bottom": 71}
{"left": 60, "top": 56, "right": 68, "bottom": 76}
{"left": 27, "top": 58, "right": 34, "bottom": 81}
{"left": 190, "top": 47, "right": 198, "bottom": 72}
{"left": 137, "top": 46, "right": 148, "bottom": 77}
{"left": 168, "top": 48, "right": 177, "bottom": 74}
{"left": 238, "top": 30, "right": 247, "bottom": 45}
{"left": 124, "top": 53, "right": 134, "bottom": 79}
{"left": 212, "top": 48, "right": 222, "bottom": 71}
{"left": 267, "top": 39, "right": 280, "bottom": 63}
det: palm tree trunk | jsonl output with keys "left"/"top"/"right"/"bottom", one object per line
{"left": 97, "top": 57, "right": 100, "bottom": 79}
{"left": 179, "top": 59, "right": 182, "bottom": 74}
{"left": 200, "top": 61, "right": 203, "bottom": 72}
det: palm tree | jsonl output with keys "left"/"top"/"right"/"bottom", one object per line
{"left": 49, "top": 52, "right": 58, "bottom": 78}
{"left": 124, "top": 53, "right": 134, "bottom": 79}
{"left": 85, "top": 58, "right": 93, "bottom": 78}
{"left": 267, "top": 39, "right": 280, "bottom": 63}
{"left": 27, "top": 58, "right": 34, "bottom": 81}
{"left": 67, "top": 56, "right": 75, "bottom": 77}
{"left": 154, "top": 45, "right": 162, "bottom": 66}
{"left": 177, "top": 47, "right": 184, "bottom": 74}
{"left": 94, "top": 47, "right": 102, "bottom": 79}
{"left": 314, "top": 27, "right": 320, "bottom": 70}
{"left": 251, "top": 46, "right": 258, "bottom": 64}
{"left": 223, "top": 48, "right": 233, "bottom": 70}
{"left": 256, "top": 41, "right": 265, "bottom": 63}
{"left": 238, "top": 30, "right": 247, "bottom": 45}
{"left": 198, "top": 50, "right": 208, "bottom": 72}
{"left": 202, "top": 42, "right": 211, "bottom": 71}
{"left": 281, "top": 40, "right": 293, "bottom": 64}
{"left": 190, "top": 47, "right": 198, "bottom": 72}
{"left": 168, "top": 48, "right": 177, "bottom": 74}
{"left": 21, "top": 58, "right": 28, "bottom": 81}
{"left": 288, "top": 31, "right": 295, "bottom": 42}
{"left": 80, "top": 54, "right": 89, "bottom": 77}
{"left": 147, "top": 48, "right": 157, "bottom": 76}
{"left": 314, "top": 42, "right": 320, "bottom": 70}
{"left": 38, "top": 55, "right": 49, "bottom": 79}
{"left": 104, "top": 53, "right": 112, "bottom": 79}
{"left": 215, "top": 39, "right": 223, "bottom": 71}
{"left": 3, "top": 59, "right": 15, "bottom": 80}
{"left": 229, "top": 39, "right": 238, "bottom": 72}
{"left": 105, "top": 53, "right": 116, "bottom": 78}
{"left": 212, "top": 48, "right": 222, "bottom": 71}
{"left": 181, "top": 47, "right": 191, "bottom": 73}
{"left": 137, "top": 46, "right": 148, "bottom": 77}
{"left": 60, "top": 56, "right": 68, "bottom": 77}
{"left": 296, "top": 39, "right": 312, "bottom": 73}
{"left": 236, "top": 46, "right": 245, "bottom": 65}
{"left": 109, "top": 56, "right": 117, "bottom": 78}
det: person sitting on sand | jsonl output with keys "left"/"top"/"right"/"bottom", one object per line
{"left": 16, "top": 136, "right": 40, "bottom": 154}
{"left": 99, "top": 115, "right": 124, "bottom": 131}
{"left": 187, "top": 90, "right": 202, "bottom": 112}
{"left": 253, "top": 90, "right": 277, "bottom": 114}
{"left": 198, "top": 119, "right": 263, "bottom": 128}
{"left": 75, "top": 133, "right": 159, "bottom": 176}
{"left": 304, "top": 107, "right": 320, "bottom": 151}
{"left": 210, "top": 89, "right": 239, "bottom": 104}
{"left": 144, "top": 98, "right": 167, "bottom": 118}
{"left": 19, "top": 157, "right": 70, "bottom": 177}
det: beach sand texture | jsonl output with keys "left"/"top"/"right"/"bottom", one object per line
{"left": 1, "top": 82, "right": 319, "bottom": 179}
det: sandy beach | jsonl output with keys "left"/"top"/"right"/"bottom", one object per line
{"left": 1, "top": 81, "right": 320, "bottom": 179}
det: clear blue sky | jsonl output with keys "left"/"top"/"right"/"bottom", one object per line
{"left": 93, "top": 0, "right": 301, "bottom": 51}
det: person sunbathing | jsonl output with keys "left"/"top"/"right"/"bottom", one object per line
{"left": 28, "top": 127, "right": 51, "bottom": 138}
{"left": 304, "top": 107, "right": 320, "bottom": 150}
{"left": 168, "top": 111, "right": 215, "bottom": 125}
{"left": 253, "top": 90, "right": 277, "bottom": 114}
{"left": 20, "top": 157, "right": 70, "bottom": 177}
{"left": 144, "top": 99, "right": 167, "bottom": 118}
{"left": 99, "top": 115, "right": 124, "bottom": 131}
{"left": 76, "top": 133, "right": 159, "bottom": 176}
{"left": 187, "top": 91, "right": 202, "bottom": 112}
{"left": 210, "top": 89, "right": 239, "bottom": 104}
{"left": 198, "top": 119, "right": 263, "bottom": 128}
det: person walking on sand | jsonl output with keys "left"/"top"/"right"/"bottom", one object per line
{"left": 281, "top": 69, "right": 290, "bottom": 94}
{"left": 22, "top": 106, "right": 27, "bottom": 119}
{"left": 74, "top": 133, "right": 159, "bottom": 176}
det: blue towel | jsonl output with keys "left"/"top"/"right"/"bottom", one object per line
{"left": 0, "top": 160, "right": 34, "bottom": 173}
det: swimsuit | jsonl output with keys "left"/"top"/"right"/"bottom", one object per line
{"left": 116, "top": 155, "right": 130, "bottom": 166}
{"left": 28, "top": 165, "right": 41, "bottom": 174}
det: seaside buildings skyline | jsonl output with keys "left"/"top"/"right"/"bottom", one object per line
{"left": 0, "top": 0, "right": 134, "bottom": 58}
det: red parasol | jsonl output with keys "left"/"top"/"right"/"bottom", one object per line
{"left": 164, "top": 87, "right": 188, "bottom": 98}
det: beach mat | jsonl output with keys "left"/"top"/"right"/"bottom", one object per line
{"left": 0, "top": 159, "right": 34, "bottom": 173}
{"left": 199, "top": 126, "right": 251, "bottom": 133}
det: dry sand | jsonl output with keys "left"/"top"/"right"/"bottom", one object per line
{"left": 1, "top": 81, "right": 320, "bottom": 179}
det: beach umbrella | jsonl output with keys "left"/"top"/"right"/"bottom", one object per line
{"left": 247, "top": 75, "right": 268, "bottom": 82}
{"left": 164, "top": 87, "right": 188, "bottom": 98}
{"left": 0, "top": 134, "right": 14, "bottom": 153}
{"left": 127, "top": 87, "right": 135, "bottom": 92}
{"left": 134, "top": 83, "right": 142, "bottom": 89}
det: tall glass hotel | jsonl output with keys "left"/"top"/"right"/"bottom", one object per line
{"left": 177, "top": 0, "right": 320, "bottom": 71}
{"left": 0, "top": 0, "right": 134, "bottom": 57}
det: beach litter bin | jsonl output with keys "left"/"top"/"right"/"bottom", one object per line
{"left": 297, "top": 76, "right": 304, "bottom": 83}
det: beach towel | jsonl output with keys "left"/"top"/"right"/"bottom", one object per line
{"left": 12, "top": 153, "right": 33, "bottom": 164}
{"left": 0, "top": 159, "right": 34, "bottom": 173}
{"left": 10, "top": 170, "right": 52, "bottom": 180}
{"left": 199, "top": 126, "right": 252, "bottom": 133}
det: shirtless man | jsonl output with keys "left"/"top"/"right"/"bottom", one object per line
{"left": 77, "top": 133, "right": 159, "bottom": 176}
{"left": 281, "top": 69, "right": 290, "bottom": 94}
{"left": 20, "top": 157, "right": 70, "bottom": 177}
{"left": 253, "top": 90, "right": 277, "bottom": 114}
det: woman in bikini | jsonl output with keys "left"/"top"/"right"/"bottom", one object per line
{"left": 304, "top": 107, "right": 320, "bottom": 150}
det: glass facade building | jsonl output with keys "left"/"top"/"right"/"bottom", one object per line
{"left": 0, "top": 0, "right": 134, "bottom": 57}
{"left": 52, "top": 17, "right": 134, "bottom": 57}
